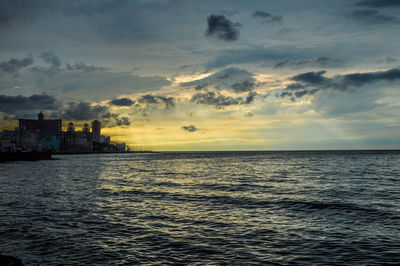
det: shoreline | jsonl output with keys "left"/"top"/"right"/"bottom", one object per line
{"left": 0, "top": 151, "right": 53, "bottom": 163}
{"left": 0, "top": 150, "right": 156, "bottom": 163}
{"left": 53, "top": 151, "right": 156, "bottom": 155}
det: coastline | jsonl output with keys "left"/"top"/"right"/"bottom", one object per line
{"left": 0, "top": 151, "right": 53, "bottom": 163}
{"left": 0, "top": 151, "right": 156, "bottom": 163}
{"left": 53, "top": 151, "right": 156, "bottom": 155}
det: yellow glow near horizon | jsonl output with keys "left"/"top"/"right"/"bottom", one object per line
{"left": 173, "top": 72, "right": 215, "bottom": 84}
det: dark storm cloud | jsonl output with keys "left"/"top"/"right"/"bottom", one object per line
{"left": 191, "top": 91, "right": 256, "bottom": 107}
{"left": 61, "top": 101, "right": 131, "bottom": 127}
{"left": 356, "top": 0, "right": 400, "bottom": 8}
{"left": 182, "top": 125, "right": 197, "bottom": 132}
{"left": 244, "top": 91, "right": 257, "bottom": 104}
{"left": 138, "top": 95, "right": 175, "bottom": 109}
{"left": 0, "top": 57, "right": 33, "bottom": 73}
{"left": 282, "top": 68, "right": 400, "bottom": 99}
{"left": 206, "top": 15, "right": 240, "bottom": 41}
{"left": 110, "top": 98, "right": 135, "bottom": 107}
{"left": 294, "top": 89, "right": 319, "bottom": 98}
{"left": 40, "top": 52, "right": 61, "bottom": 68}
{"left": 0, "top": 93, "right": 131, "bottom": 127}
{"left": 139, "top": 95, "right": 158, "bottom": 104}
{"left": 291, "top": 71, "right": 328, "bottom": 85}
{"left": 274, "top": 57, "right": 342, "bottom": 69}
{"left": 66, "top": 62, "right": 105, "bottom": 72}
{"left": 0, "top": 94, "right": 59, "bottom": 114}
{"left": 191, "top": 91, "right": 239, "bottom": 106}
{"left": 285, "top": 83, "right": 306, "bottom": 90}
{"left": 194, "top": 84, "right": 208, "bottom": 91}
{"left": 231, "top": 80, "right": 255, "bottom": 92}
{"left": 350, "top": 9, "right": 398, "bottom": 24}
{"left": 114, "top": 116, "right": 131, "bottom": 127}
{"left": 61, "top": 101, "right": 110, "bottom": 121}
{"left": 341, "top": 68, "right": 400, "bottom": 87}
{"left": 34, "top": 52, "right": 62, "bottom": 76}
{"left": 252, "top": 11, "right": 272, "bottom": 18}
{"left": 252, "top": 11, "right": 283, "bottom": 24}
{"left": 279, "top": 91, "right": 292, "bottom": 98}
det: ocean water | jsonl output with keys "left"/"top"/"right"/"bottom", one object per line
{"left": 0, "top": 151, "right": 399, "bottom": 265}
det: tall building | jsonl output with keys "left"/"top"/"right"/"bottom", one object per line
{"left": 19, "top": 112, "right": 62, "bottom": 132}
{"left": 83, "top": 123, "right": 90, "bottom": 134}
{"left": 92, "top": 120, "right": 101, "bottom": 143}
{"left": 62, "top": 131, "right": 91, "bottom": 152}
{"left": 18, "top": 112, "right": 61, "bottom": 151}
{"left": 67, "top": 122, "right": 75, "bottom": 133}
{"left": 116, "top": 143, "right": 126, "bottom": 152}
{"left": 62, "top": 122, "right": 93, "bottom": 152}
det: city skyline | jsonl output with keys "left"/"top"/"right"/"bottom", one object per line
{"left": 0, "top": 111, "right": 127, "bottom": 153}
{"left": 1, "top": 0, "right": 400, "bottom": 150}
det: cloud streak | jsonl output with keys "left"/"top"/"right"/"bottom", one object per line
{"left": 207, "top": 47, "right": 307, "bottom": 68}
{"left": 274, "top": 57, "right": 342, "bottom": 69}
{"left": 350, "top": 9, "right": 398, "bottom": 24}
{"left": 252, "top": 11, "right": 283, "bottom": 24}
{"left": 66, "top": 62, "right": 105, "bottom": 72}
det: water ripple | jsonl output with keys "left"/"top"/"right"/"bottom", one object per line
{"left": 1, "top": 151, "right": 399, "bottom": 264}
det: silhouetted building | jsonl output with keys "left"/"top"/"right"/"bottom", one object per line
{"left": 62, "top": 131, "right": 91, "bottom": 152}
{"left": 82, "top": 123, "right": 93, "bottom": 151}
{"left": 19, "top": 112, "right": 62, "bottom": 132}
{"left": 38, "top": 133, "right": 60, "bottom": 151}
{"left": 93, "top": 141, "right": 117, "bottom": 152}
{"left": 18, "top": 128, "right": 40, "bottom": 151}
{"left": 83, "top": 123, "right": 90, "bottom": 134}
{"left": 92, "top": 120, "right": 101, "bottom": 143}
{"left": 61, "top": 122, "right": 94, "bottom": 152}
{"left": 67, "top": 122, "right": 75, "bottom": 133}
{"left": 5, "top": 113, "right": 120, "bottom": 153}
{"left": 116, "top": 143, "right": 126, "bottom": 152}
{"left": 1, "top": 130, "right": 18, "bottom": 152}
{"left": 17, "top": 112, "right": 62, "bottom": 151}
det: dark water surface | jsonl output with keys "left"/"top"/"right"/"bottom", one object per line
{"left": 1, "top": 151, "right": 399, "bottom": 265}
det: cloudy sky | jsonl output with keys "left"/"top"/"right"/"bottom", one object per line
{"left": 1, "top": 0, "right": 400, "bottom": 150}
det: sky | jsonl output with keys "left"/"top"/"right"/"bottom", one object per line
{"left": 1, "top": 0, "right": 400, "bottom": 151}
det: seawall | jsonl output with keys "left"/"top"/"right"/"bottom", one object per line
{"left": 0, "top": 151, "right": 53, "bottom": 163}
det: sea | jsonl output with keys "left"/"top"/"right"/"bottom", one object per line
{"left": 0, "top": 151, "right": 399, "bottom": 265}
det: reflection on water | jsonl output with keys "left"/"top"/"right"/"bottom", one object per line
{"left": 1, "top": 151, "right": 399, "bottom": 264}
